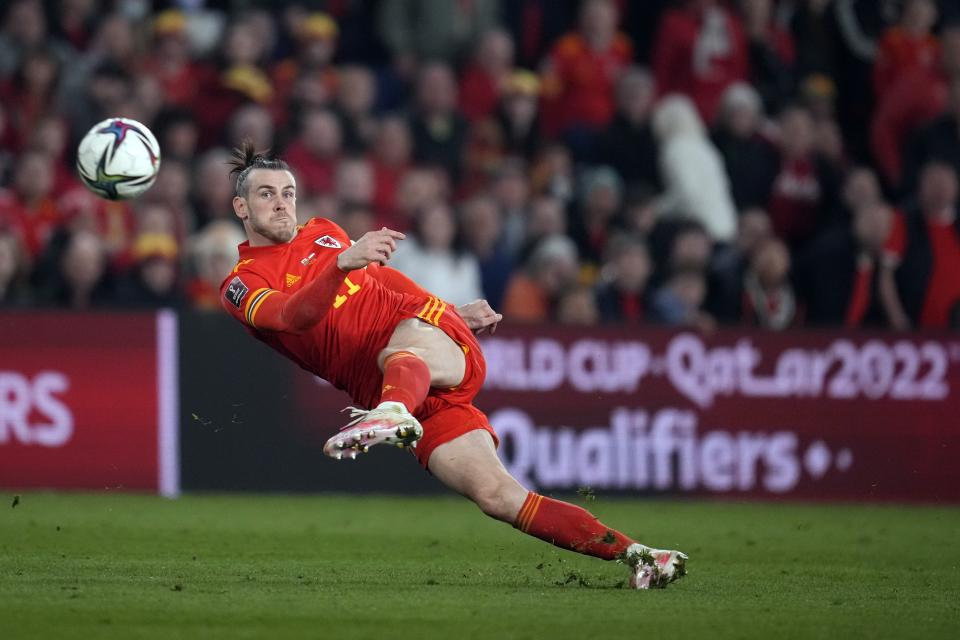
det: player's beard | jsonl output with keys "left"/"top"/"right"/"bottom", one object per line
{"left": 249, "top": 213, "right": 297, "bottom": 244}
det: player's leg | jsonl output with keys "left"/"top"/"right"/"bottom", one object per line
{"left": 323, "top": 319, "right": 463, "bottom": 457}
{"left": 427, "top": 429, "right": 688, "bottom": 589}
{"left": 377, "top": 318, "right": 465, "bottom": 387}
{"left": 426, "top": 429, "right": 528, "bottom": 522}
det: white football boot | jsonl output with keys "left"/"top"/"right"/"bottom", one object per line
{"left": 323, "top": 401, "right": 423, "bottom": 460}
{"left": 623, "top": 543, "right": 688, "bottom": 590}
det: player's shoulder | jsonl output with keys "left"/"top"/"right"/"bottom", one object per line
{"left": 297, "top": 216, "right": 350, "bottom": 248}
{"left": 219, "top": 255, "right": 271, "bottom": 308}
{"left": 221, "top": 244, "right": 268, "bottom": 284}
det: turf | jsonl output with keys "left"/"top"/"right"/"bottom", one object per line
{"left": 1, "top": 493, "right": 958, "bottom": 640}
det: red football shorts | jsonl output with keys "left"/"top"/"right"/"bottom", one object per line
{"left": 405, "top": 297, "right": 499, "bottom": 468}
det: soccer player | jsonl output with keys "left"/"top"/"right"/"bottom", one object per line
{"left": 220, "top": 142, "right": 687, "bottom": 589}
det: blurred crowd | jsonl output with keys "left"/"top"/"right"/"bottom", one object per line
{"left": 2, "top": 0, "right": 960, "bottom": 331}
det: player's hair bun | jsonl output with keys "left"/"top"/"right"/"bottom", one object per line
{"left": 228, "top": 139, "right": 266, "bottom": 176}
{"left": 228, "top": 139, "right": 290, "bottom": 197}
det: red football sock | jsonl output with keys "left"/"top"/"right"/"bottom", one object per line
{"left": 514, "top": 492, "right": 636, "bottom": 560}
{"left": 379, "top": 351, "right": 431, "bottom": 412}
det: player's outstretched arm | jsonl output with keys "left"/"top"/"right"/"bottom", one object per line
{"left": 238, "top": 259, "right": 345, "bottom": 333}
{"left": 237, "top": 229, "right": 406, "bottom": 333}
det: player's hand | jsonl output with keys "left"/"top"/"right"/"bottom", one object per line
{"left": 456, "top": 299, "right": 502, "bottom": 335}
{"left": 337, "top": 227, "right": 405, "bottom": 270}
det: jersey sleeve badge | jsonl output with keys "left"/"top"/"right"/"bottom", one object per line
{"left": 225, "top": 276, "right": 249, "bottom": 309}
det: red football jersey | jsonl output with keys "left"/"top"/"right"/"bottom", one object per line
{"left": 220, "top": 217, "right": 431, "bottom": 407}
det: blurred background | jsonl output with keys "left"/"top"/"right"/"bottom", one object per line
{"left": 1, "top": 0, "right": 959, "bottom": 501}
{"left": 1, "top": 0, "right": 960, "bottom": 328}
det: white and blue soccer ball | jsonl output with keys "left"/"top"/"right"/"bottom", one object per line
{"left": 76, "top": 117, "right": 161, "bottom": 200}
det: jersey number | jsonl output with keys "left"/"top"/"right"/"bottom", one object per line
{"left": 333, "top": 276, "right": 361, "bottom": 309}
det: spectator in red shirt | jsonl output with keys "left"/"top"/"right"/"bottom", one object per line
{"left": 871, "top": 25, "right": 960, "bottom": 190}
{"left": 540, "top": 0, "right": 633, "bottom": 143}
{"left": 873, "top": 0, "right": 940, "bottom": 102}
{"left": 0, "top": 150, "right": 62, "bottom": 260}
{"left": 141, "top": 11, "right": 209, "bottom": 110}
{"left": 459, "top": 29, "right": 515, "bottom": 122}
{"left": 768, "top": 105, "right": 837, "bottom": 250}
{"left": 652, "top": 0, "right": 750, "bottom": 125}
{"left": 272, "top": 12, "right": 338, "bottom": 122}
{"left": 884, "top": 161, "right": 960, "bottom": 329}
{"left": 283, "top": 109, "right": 342, "bottom": 198}
{"left": 196, "top": 18, "right": 276, "bottom": 147}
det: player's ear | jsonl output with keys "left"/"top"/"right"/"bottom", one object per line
{"left": 233, "top": 195, "right": 248, "bottom": 221}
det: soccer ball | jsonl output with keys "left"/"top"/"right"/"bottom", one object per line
{"left": 76, "top": 117, "right": 161, "bottom": 200}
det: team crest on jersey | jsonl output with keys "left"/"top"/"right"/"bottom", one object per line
{"left": 225, "top": 276, "right": 249, "bottom": 309}
{"left": 314, "top": 234, "right": 341, "bottom": 249}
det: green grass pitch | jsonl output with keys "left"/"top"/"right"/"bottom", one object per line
{"left": 1, "top": 493, "right": 958, "bottom": 639}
